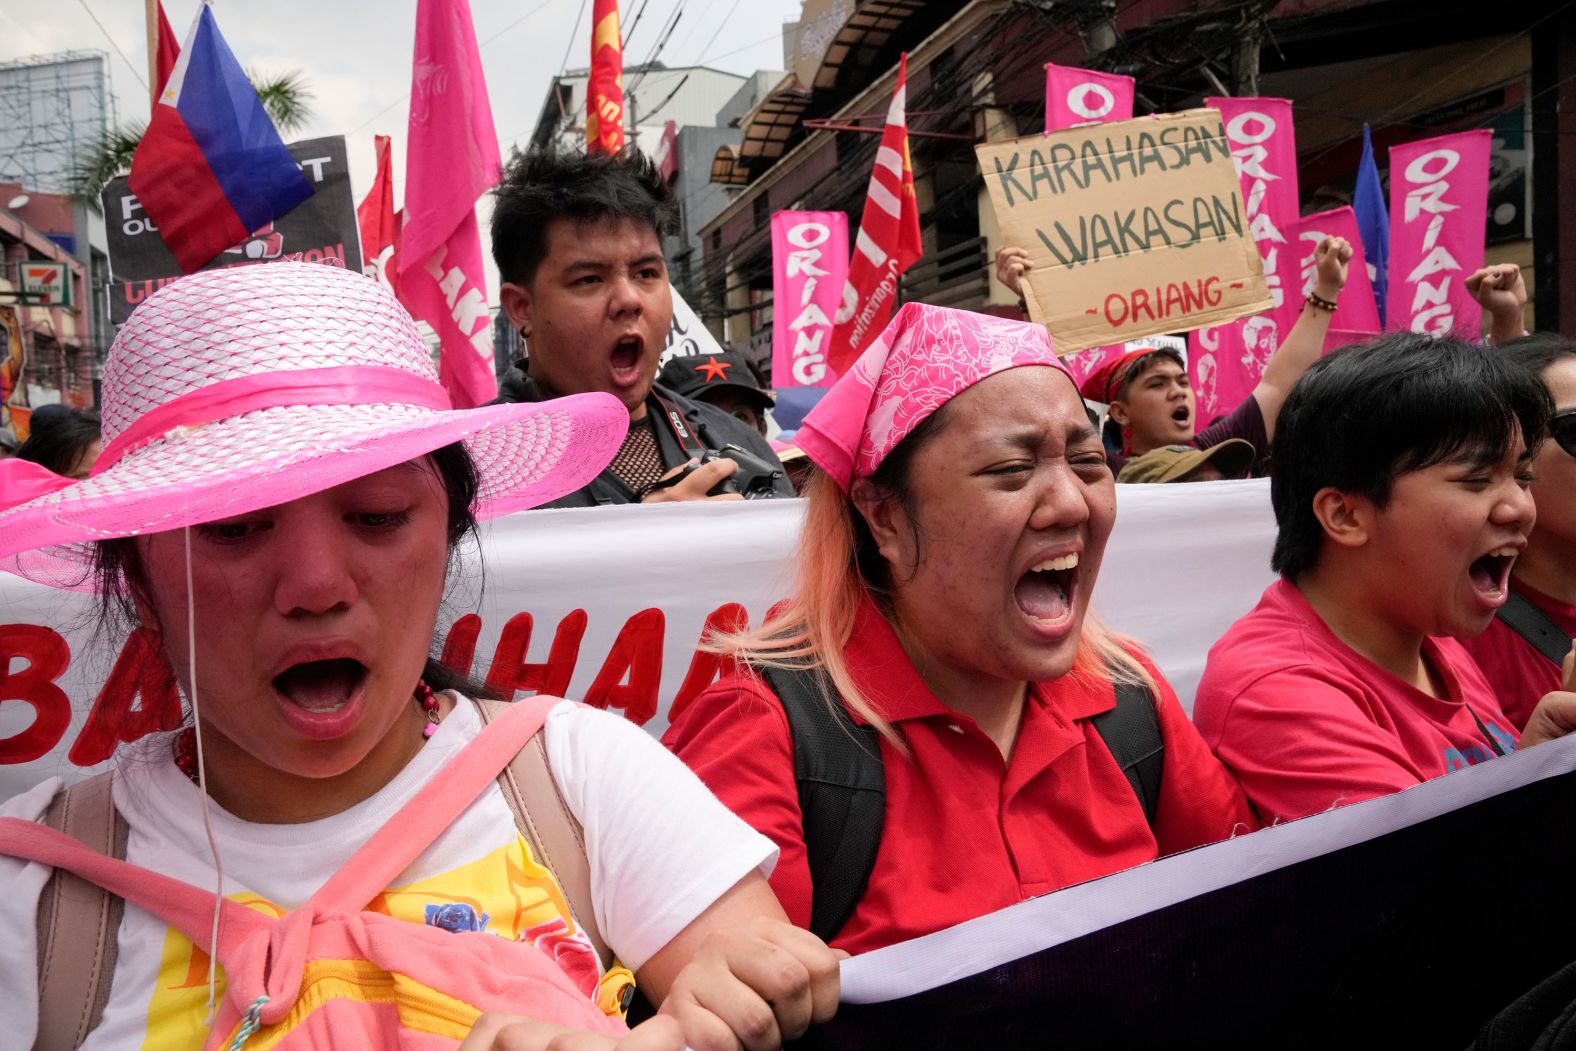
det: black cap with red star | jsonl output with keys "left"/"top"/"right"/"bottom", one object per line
{"left": 658, "top": 351, "right": 775, "bottom": 410}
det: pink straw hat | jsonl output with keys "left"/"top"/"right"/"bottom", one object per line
{"left": 0, "top": 262, "right": 628, "bottom": 588}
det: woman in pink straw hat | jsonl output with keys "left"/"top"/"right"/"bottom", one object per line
{"left": 664, "top": 302, "right": 1257, "bottom": 955}
{"left": 0, "top": 264, "right": 836, "bottom": 1050}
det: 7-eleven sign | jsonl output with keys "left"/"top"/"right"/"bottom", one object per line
{"left": 20, "top": 261, "right": 71, "bottom": 307}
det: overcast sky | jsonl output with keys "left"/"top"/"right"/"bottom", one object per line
{"left": 0, "top": 0, "right": 803, "bottom": 304}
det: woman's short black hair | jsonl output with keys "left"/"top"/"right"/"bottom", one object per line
{"left": 490, "top": 145, "right": 676, "bottom": 287}
{"left": 1497, "top": 331, "right": 1576, "bottom": 381}
{"left": 16, "top": 410, "right": 101, "bottom": 476}
{"left": 1269, "top": 332, "right": 1553, "bottom": 581}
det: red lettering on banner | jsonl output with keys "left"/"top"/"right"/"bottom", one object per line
{"left": 0, "top": 624, "right": 73, "bottom": 765}
{"left": 69, "top": 627, "right": 182, "bottom": 766}
{"left": 668, "top": 604, "right": 750, "bottom": 724}
{"left": 584, "top": 609, "right": 665, "bottom": 725}
{"left": 485, "top": 611, "right": 588, "bottom": 698}
{"left": 440, "top": 613, "right": 483, "bottom": 675}
{"left": 1103, "top": 277, "right": 1222, "bottom": 328}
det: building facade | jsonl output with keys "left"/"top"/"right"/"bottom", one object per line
{"left": 697, "top": 0, "right": 1571, "bottom": 365}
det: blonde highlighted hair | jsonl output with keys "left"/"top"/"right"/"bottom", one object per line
{"left": 709, "top": 454, "right": 1156, "bottom": 751}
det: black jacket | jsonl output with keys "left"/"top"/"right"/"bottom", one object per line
{"left": 495, "top": 361, "right": 794, "bottom": 508}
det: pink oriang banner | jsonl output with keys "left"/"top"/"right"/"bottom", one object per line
{"left": 1386, "top": 129, "right": 1491, "bottom": 338}
{"left": 1044, "top": 64, "right": 1134, "bottom": 134}
{"left": 1295, "top": 206, "right": 1381, "bottom": 350}
{"left": 1189, "top": 97, "right": 1299, "bottom": 423}
{"left": 771, "top": 211, "right": 849, "bottom": 388}
{"left": 398, "top": 0, "right": 503, "bottom": 409}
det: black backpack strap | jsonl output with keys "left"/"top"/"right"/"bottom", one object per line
{"left": 1089, "top": 675, "right": 1165, "bottom": 828}
{"left": 1496, "top": 588, "right": 1574, "bottom": 667}
{"left": 759, "top": 664, "right": 885, "bottom": 944}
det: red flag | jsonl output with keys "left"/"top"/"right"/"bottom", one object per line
{"left": 154, "top": 2, "right": 180, "bottom": 101}
{"left": 398, "top": 0, "right": 502, "bottom": 409}
{"left": 829, "top": 53, "right": 922, "bottom": 375}
{"left": 357, "top": 134, "right": 399, "bottom": 296}
{"left": 586, "top": 0, "right": 624, "bottom": 154}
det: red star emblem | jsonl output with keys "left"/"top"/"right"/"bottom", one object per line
{"left": 694, "top": 356, "right": 731, "bottom": 382}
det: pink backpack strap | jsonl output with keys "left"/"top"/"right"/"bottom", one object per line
{"left": 0, "top": 818, "right": 271, "bottom": 956}
{"left": 309, "top": 696, "right": 559, "bottom": 911}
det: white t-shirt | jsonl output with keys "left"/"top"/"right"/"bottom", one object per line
{"left": 0, "top": 697, "right": 776, "bottom": 1049}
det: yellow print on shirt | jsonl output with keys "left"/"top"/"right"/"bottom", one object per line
{"left": 140, "top": 836, "right": 589, "bottom": 1050}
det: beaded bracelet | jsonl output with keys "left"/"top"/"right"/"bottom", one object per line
{"left": 1306, "top": 291, "right": 1339, "bottom": 313}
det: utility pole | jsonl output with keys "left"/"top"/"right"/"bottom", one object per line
{"left": 144, "top": 0, "right": 160, "bottom": 109}
{"left": 1233, "top": 18, "right": 1262, "bottom": 96}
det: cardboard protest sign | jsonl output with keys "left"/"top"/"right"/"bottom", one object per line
{"left": 976, "top": 109, "right": 1272, "bottom": 355}
{"left": 101, "top": 135, "right": 363, "bottom": 324}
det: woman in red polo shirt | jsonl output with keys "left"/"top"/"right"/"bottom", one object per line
{"left": 662, "top": 303, "right": 1255, "bottom": 955}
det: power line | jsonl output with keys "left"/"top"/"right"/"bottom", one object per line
{"left": 693, "top": 0, "right": 746, "bottom": 63}
{"left": 1295, "top": 0, "right": 1575, "bottom": 172}
{"left": 626, "top": 2, "right": 686, "bottom": 94}
{"left": 75, "top": 0, "right": 148, "bottom": 96}
{"left": 622, "top": 0, "right": 658, "bottom": 52}
{"left": 558, "top": 0, "right": 593, "bottom": 76}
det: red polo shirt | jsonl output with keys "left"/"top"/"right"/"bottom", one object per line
{"left": 1194, "top": 579, "right": 1521, "bottom": 825}
{"left": 661, "top": 597, "right": 1257, "bottom": 955}
{"left": 1459, "top": 580, "right": 1576, "bottom": 732}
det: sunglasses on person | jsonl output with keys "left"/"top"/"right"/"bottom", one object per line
{"left": 1554, "top": 410, "right": 1576, "bottom": 458}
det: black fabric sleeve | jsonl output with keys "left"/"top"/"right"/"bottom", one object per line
{"left": 1193, "top": 394, "right": 1270, "bottom": 474}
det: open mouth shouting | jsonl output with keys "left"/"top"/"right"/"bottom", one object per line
{"left": 609, "top": 333, "right": 647, "bottom": 389}
{"left": 1014, "top": 552, "right": 1081, "bottom": 638}
{"left": 1467, "top": 545, "right": 1519, "bottom": 608}
{"left": 1169, "top": 403, "right": 1192, "bottom": 429}
{"left": 273, "top": 656, "right": 369, "bottom": 740}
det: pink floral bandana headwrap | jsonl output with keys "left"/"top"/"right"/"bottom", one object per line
{"left": 796, "top": 302, "right": 1076, "bottom": 490}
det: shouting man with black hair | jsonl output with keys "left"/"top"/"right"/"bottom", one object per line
{"left": 491, "top": 147, "right": 791, "bottom": 506}
{"left": 995, "top": 237, "right": 1352, "bottom": 474}
{"left": 1192, "top": 333, "right": 1576, "bottom": 824}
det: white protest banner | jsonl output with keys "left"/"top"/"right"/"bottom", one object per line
{"left": 0, "top": 481, "right": 1277, "bottom": 799}
{"left": 975, "top": 109, "right": 1273, "bottom": 355}
{"left": 657, "top": 286, "right": 727, "bottom": 366}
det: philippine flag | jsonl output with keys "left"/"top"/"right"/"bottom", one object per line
{"left": 129, "top": 5, "right": 312, "bottom": 273}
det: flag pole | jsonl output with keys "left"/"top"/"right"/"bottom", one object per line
{"left": 145, "top": 0, "right": 160, "bottom": 108}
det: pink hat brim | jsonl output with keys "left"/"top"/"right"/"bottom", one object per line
{"left": 0, "top": 393, "right": 628, "bottom": 590}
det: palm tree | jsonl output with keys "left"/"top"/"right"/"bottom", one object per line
{"left": 70, "top": 70, "right": 314, "bottom": 212}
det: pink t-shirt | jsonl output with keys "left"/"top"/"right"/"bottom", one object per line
{"left": 1194, "top": 578, "right": 1519, "bottom": 824}
{"left": 1458, "top": 580, "right": 1576, "bottom": 732}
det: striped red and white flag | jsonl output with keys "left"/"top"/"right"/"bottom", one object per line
{"left": 829, "top": 53, "right": 923, "bottom": 376}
